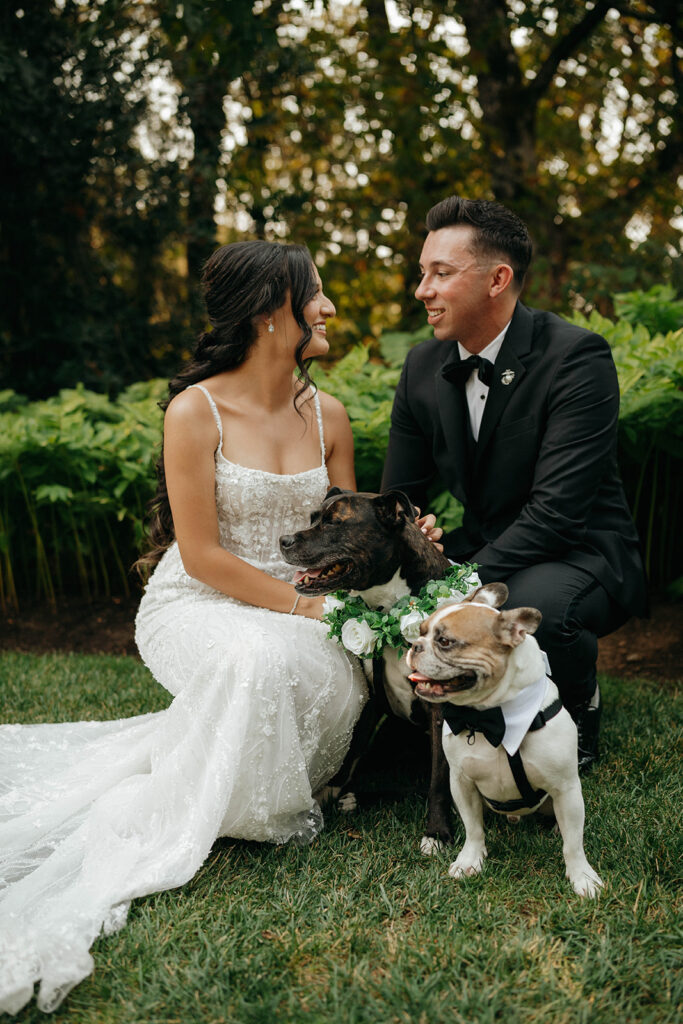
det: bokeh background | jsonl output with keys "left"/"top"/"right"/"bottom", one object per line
{"left": 1, "top": 0, "right": 681, "bottom": 607}
{"left": 2, "top": 0, "right": 681, "bottom": 396}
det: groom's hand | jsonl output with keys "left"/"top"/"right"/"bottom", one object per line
{"left": 415, "top": 508, "right": 444, "bottom": 553}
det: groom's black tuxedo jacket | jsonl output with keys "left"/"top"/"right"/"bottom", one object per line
{"left": 381, "top": 301, "right": 647, "bottom": 617}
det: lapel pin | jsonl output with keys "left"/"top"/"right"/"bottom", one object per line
{"left": 501, "top": 369, "right": 515, "bottom": 386}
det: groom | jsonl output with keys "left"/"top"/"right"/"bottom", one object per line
{"left": 381, "top": 195, "right": 647, "bottom": 770}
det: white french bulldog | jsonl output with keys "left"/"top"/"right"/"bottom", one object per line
{"left": 407, "top": 582, "right": 603, "bottom": 898}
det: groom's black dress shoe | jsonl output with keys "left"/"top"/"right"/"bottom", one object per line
{"left": 572, "top": 688, "right": 602, "bottom": 774}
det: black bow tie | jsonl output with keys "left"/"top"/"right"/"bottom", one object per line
{"left": 443, "top": 354, "right": 494, "bottom": 388}
{"left": 442, "top": 703, "right": 506, "bottom": 747}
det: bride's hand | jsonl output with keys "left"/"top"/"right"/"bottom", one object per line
{"left": 294, "top": 594, "right": 327, "bottom": 620}
{"left": 414, "top": 507, "right": 444, "bottom": 553}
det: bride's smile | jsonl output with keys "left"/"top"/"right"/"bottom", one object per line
{"left": 0, "top": 240, "right": 367, "bottom": 1015}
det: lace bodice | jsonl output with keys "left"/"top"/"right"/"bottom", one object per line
{"left": 191, "top": 383, "right": 328, "bottom": 579}
{"left": 213, "top": 457, "right": 327, "bottom": 578}
{"left": 0, "top": 382, "right": 367, "bottom": 1015}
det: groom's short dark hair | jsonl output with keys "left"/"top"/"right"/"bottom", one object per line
{"left": 425, "top": 196, "right": 532, "bottom": 290}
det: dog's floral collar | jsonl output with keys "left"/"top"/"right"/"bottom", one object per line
{"left": 322, "top": 563, "right": 480, "bottom": 658}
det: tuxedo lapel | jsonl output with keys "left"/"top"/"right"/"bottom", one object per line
{"left": 475, "top": 303, "right": 534, "bottom": 464}
{"left": 435, "top": 350, "right": 471, "bottom": 501}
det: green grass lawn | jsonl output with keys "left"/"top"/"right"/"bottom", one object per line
{"left": 1, "top": 652, "right": 680, "bottom": 1024}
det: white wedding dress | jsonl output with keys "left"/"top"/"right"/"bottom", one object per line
{"left": 0, "top": 386, "right": 367, "bottom": 1015}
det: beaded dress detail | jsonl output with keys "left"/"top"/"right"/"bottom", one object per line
{"left": 0, "top": 385, "right": 367, "bottom": 1014}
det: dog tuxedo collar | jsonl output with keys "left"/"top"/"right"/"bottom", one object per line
{"left": 442, "top": 673, "right": 564, "bottom": 814}
{"left": 442, "top": 703, "right": 506, "bottom": 748}
{"left": 443, "top": 672, "right": 554, "bottom": 756}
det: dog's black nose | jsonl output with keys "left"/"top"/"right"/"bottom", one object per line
{"left": 412, "top": 641, "right": 424, "bottom": 654}
{"left": 279, "top": 534, "right": 295, "bottom": 549}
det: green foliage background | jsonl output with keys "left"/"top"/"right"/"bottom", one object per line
{"left": 1, "top": 288, "right": 680, "bottom": 609}
{"left": 1, "top": 1, "right": 681, "bottom": 397}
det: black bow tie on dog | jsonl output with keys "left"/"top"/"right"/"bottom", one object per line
{"left": 442, "top": 703, "right": 506, "bottom": 747}
{"left": 443, "top": 354, "right": 494, "bottom": 388}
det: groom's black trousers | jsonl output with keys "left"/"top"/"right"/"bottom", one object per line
{"left": 484, "top": 561, "right": 629, "bottom": 711}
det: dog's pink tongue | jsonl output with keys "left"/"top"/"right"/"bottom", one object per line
{"left": 291, "top": 567, "right": 323, "bottom": 584}
{"left": 411, "top": 674, "right": 448, "bottom": 697}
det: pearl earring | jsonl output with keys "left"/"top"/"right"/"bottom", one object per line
{"left": 267, "top": 319, "right": 275, "bottom": 334}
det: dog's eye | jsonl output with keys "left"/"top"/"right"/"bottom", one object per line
{"left": 437, "top": 635, "right": 459, "bottom": 649}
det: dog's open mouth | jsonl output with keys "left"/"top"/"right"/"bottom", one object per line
{"left": 409, "top": 671, "right": 478, "bottom": 698}
{"left": 291, "top": 561, "right": 353, "bottom": 592}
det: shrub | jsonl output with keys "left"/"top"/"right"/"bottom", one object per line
{"left": 568, "top": 310, "right": 682, "bottom": 592}
{"left": 613, "top": 284, "right": 683, "bottom": 336}
{"left": 0, "top": 381, "right": 164, "bottom": 609}
{"left": 0, "top": 291, "right": 680, "bottom": 608}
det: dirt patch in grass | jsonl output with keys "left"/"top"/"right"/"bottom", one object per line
{"left": 596, "top": 598, "right": 681, "bottom": 683}
{"left": 1, "top": 593, "right": 681, "bottom": 683}
{"left": 1, "top": 594, "right": 141, "bottom": 658}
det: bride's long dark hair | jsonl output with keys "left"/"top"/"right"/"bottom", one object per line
{"left": 135, "top": 240, "right": 319, "bottom": 578}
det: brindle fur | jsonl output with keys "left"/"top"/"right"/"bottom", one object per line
{"left": 280, "top": 487, "right": 454, "bottom": 844}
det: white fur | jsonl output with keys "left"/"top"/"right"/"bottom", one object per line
{"left": 419, "top": 625, "right": 603, "bottom": 897}
{"left": 351, "top": 568, "right": 410, "bottom": 612}
{"left": 313, "top": 785, "right": 357, "bottom": 814}
{"left": 382, "top": 654, "right": 416, "bottom": 720}
{"left": 442, "top": 691, "right": 602, "bottom": 895}
{"left": 355, "top": 568, "right": 439, "bottom": 849}
{"left": 420, "top": 836, "right": 443, "bottom": 856}
{"left": 426, "top": 600, "right": 500, "bottom": 631}
{"left": 338, "top": 792, "right": 357, "bottom": 813}
{"left": 353, "top": 568, "right": 418, "bottom": 721}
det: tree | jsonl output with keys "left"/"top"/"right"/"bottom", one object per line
{"left": 151, "top": 0, "right": 288, "bottom": 320}
{"left": 0, "top": 0, "right": 184, "bottom": 397}
{"left": 2, "top": 1, "right": 680, "bottom": 393}
{"left": 220, "top": 0, "right": 682, "bottom": 337}
{"left": 453, "top": 0, "right": 682, "bottom": 305}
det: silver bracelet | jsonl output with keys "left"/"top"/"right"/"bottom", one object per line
{"left": 289, "top": 593, "right": 301, "bottom": 615}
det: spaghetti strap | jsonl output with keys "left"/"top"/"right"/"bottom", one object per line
{"left": 187, "top": 383, "right": 223, "bottom": 451}
{"left": 313, "top": 390, "right": 326, "bottom": 465}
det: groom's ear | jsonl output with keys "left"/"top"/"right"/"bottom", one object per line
{"left": 373, "top": 490, "right": 417, "bottom": 529}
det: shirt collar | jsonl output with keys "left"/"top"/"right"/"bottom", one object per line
{"left": 457, "top": 319, "right": 512, "bottom": 366}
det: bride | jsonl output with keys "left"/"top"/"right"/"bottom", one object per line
{"left": 0, "top": 241, "right": 369, "bottom": 1014}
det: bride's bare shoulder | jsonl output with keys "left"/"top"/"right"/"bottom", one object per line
{"left": 164, "top": 386, "right": 219, "bottom": 445}
{"left": 316, "top": 388, "right": 351, "bottom": 426}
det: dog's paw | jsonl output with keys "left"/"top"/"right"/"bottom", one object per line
{"left": 420, "top": 836, "right": 444, "bottom": 856}
{"left": 337, "top": 791, "right": 357, "bottom": 813}
{"left": 568, "top": 864, "right": 604, "bottom": 898}
{"left": 313, "top": 785, "right": 340, "bottom": 807}
{"left": 448, "top": 844, "right": 487, "bottom": 879}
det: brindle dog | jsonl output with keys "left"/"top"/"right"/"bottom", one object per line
{"left": 279, "top": 486, "right": 454, "bottom": 848}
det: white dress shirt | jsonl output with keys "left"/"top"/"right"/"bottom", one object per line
{"left": 457, "top": 320, "right": 512, "bottom": 441}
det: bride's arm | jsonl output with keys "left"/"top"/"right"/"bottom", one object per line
{"left": 163, "top": 389, "right": 323, "bottom": 618}
{"left": 318, "top": 392, "right": 356, "bottom": 490}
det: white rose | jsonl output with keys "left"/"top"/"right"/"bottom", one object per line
{"left": 399, "top": 608, "right": 428, "bottom": 643}
{"left": 341, "top": 618, "right": 377, "bottom": 657}
{"left": 323, "top": 594, "right": 346, "bottom": 615}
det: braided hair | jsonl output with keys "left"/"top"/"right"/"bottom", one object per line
{"left": 135, "top": 241, "right": 319, "bottom": 577}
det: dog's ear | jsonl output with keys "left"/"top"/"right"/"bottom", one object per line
{"left": 464, "top": 582, "right": 508, "bottom": 608}
{"left": 493, "top": 607, "right": 542, "bottom": 647}
{"left": 373, "top": 490, "right": 417, "bottom": 529}
{"left": 324, "top": 486, "right": 349, "bottom": 501}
